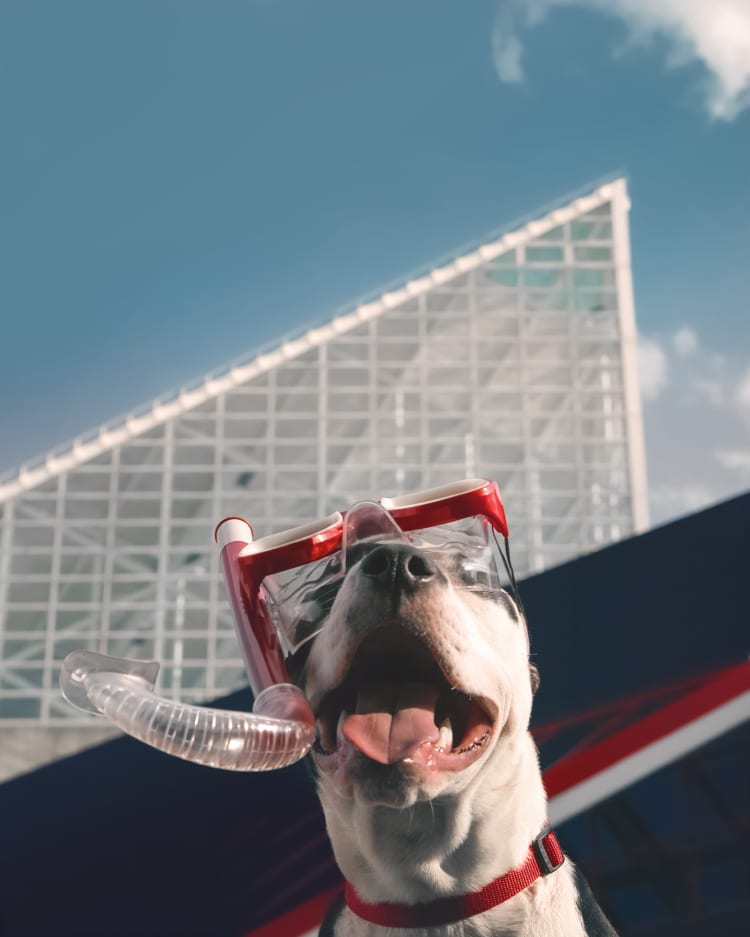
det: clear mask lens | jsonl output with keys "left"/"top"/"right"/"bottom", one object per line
{"left": 261, "top": 551, "right": 344, "bottom": 656}
{"left": 262, "top": 510, "right": 510, "bottom": 656}
{"left": 410, "top": 516, "right": 508, "bottom": 594}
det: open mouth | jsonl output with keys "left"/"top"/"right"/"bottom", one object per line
{"left": 312, "top": 625, "right": 495, "bottom": 770}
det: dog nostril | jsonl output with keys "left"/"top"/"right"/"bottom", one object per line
{"left": 405, "top": 553, "right": 435, "bottom": 580}
{"left": 361, "top": 546, "right": 391, "bottom": 578}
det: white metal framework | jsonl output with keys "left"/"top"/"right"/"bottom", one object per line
{"left": 0, "top": 176, "right": 648, "bottom": 726}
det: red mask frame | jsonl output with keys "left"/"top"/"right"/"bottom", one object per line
{"left": 215, "top": 478, "right": 510, "bottom": 699}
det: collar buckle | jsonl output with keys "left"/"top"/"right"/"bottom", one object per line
{"left": 532, "top": 826, "right": 565, "bottom": 876}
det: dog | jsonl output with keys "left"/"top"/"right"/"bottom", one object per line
{"left": 294, "top": 540, "right": 618, "bottom": 936}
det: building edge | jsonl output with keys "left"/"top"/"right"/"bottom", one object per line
{"left": 611, "top": 178, "right": 649, "bottom": 532}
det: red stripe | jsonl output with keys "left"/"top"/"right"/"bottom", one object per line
{"left": 244, "top": 884, "right": 343, "bottom": 937}
{"left": 531, "top": 667, "right": 716, "bottom": 745}
{"left": 544, "top": 660, "right": 750, "bottom": 797}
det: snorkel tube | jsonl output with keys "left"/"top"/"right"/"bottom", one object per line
{"left": 59, "top": 518, "right": 316, "bottom": 772}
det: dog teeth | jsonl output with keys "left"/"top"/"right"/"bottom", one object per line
{"left": 336, "top": 710, "right": 348, "bottom": 746}
{"left": 438, "top": 718, "right": 453, "bottom": 752}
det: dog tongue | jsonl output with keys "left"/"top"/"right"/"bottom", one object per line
{"left": 341, "top": 682, "right": 441, "bottom": 764}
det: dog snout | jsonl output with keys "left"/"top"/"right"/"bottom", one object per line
{"left": 360, "top": 543, "right": 441, "bottom": 595}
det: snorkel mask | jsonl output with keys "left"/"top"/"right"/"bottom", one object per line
{"left": 61, "top": 478, "right": 517, "bottom": 772}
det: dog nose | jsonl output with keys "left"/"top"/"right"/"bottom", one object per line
{"left": 360, "top": 544, "right": 438, "bottom": 593}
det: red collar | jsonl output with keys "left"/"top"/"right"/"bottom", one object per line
{"left": 344, "top": 827, "right": 564, "bottom": 929}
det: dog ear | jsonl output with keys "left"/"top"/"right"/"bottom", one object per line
{"left": 529, "top": 663, "right": 540, "bottom": 695}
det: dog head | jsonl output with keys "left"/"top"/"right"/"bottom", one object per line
{"left": 295, "top": 538, "right": 538, "bottom": 808}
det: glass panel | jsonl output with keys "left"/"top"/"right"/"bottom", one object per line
{"left": 0, "top": 698, "right": 41, "bottom": 718}
{"left": 523, "top": 269, "right": 565, "bottom": 288}
{"left": 573, "top": 269, "right": 614, "bottom": 287}
{"left": 170, "top": 498, "right": 213, "bottom": 520}
{"left": 570, "top": 220, "right": 612, "bottom": 240}
{"left": 428, "top": 342, "right": 470, "bottom": 364}
{"left": 276, "top": 367, "right": 318, "bottom": 388}
{"left": 172, "top": 471, "right": 215, "bottom": 493}
{"left": 426, "top": 366, "right": 471, "bottom": 385}
{"left": 574, "top": 246, "right": 612, "bottom": 262}
{"left": 173, "top": 445, "right": 215, "bottom": 466}
{"left": 118, "top": 471, "right": 162, "bottom": 492}
{"left": 378, "top": 342, "right": 420, "bottom": 362}
{"left": 531, "top": 441, "right": 576, "bottom": 464}
{"left": 329, "top": 342, "right": 369, "bottom": 363}
{"left": 426, "top": 292, "right": 469, "bottom": 313}
{"left": 274, "top": 392, "right": 317, "bottom": 413}
{"left": 7, "top": 582, "right": 51, "bottom": 603}
{"left": 328, "top": 368, "right": 369, "bottom": 387}
{"left": 13, "top": 526, "right": 55, "bottom": 548}
{"left": 120, "top": 445, "right": 163, "bottom": 467}
{"left": 378, "top": 316, "right": 419, "bottom": 337}
{"left": 174, "top": 415, "right": 216, "bottom": 435}
{"left": 478, "top": 341, "right": 519, "bottom": 362}
{"left": 480, "top": 442, "right": 525, "bottom": 463}
{"left": 477, "top": 415, "right": 523, "bottom": 437}
{"left": 328, "top": 392, "right": 369, "bottom": 412}
{"left": 225, "top": 392, "right": 268, "bottom": 414}
{"left": 116, "top": 498, "right": 162, "bottom": 520}
{"left": 114, "top": 525, "right": 160, "bottom": 548}
{"left": 482, "top": 269, "right": 518, "bottom": 288}
{"left": 276, "top": 419, "right": 317, "bottom": 439}
{"left": 10, "top": 554, "right": 53, "bottom": 575}
{"left": 525, "top": 342, "right": 571, "bottom": 361}
{"left": 66, "top": 473, "right": 111, "bottom": 494}
{"left": 4, "top": 609, "right": 48, "bottom": 631}
{"left": 526, "top": 367, "right": 573, "bottom": 386}
{"left": 525, "top": 291, "right": 569, "bottom": 311}
{"left": 526, "top": 246, "right": 564, "bottom": 263}
{"left": 574, "top": 290, "right": 616, "bottom": 313}
{"left": 58, "top": 581, "right": 102, "bottom": 603}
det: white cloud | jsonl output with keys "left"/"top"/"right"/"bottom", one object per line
{"left": 492, "top": 2, "right": 547, "bottom": 83}
{"left": 735, "top": 365, "right": 750, "bottom": 425}
{"left": 693, "top": 378, "right": 726, "bottom": 407}
{"left": 637, "top": 333, "right": 749, "bottom": 525}
{"left": 649, "top": 483, "right": 715, "bottom": 517}
{"left": 492, "top": 0, "right": 750, "bottom": 120}
{"left": 492, "top": 31, "right": 524, "bottom": 84}
{"left": 638, "top": 335, "right": 668, "bottom": 401}
{"left": 673, "top": 327, "right": 698, "bottom": 355}
{"left": 714, "top": 448, "right": 750, "bottom": 481}
{"left": 492, "top": 10, "right": 525, "bottom": 83}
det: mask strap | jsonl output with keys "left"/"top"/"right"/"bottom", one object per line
{"left": 492, "top": 529, "right": 526, "bottom": 619}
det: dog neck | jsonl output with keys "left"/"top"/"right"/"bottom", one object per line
{"left": 319, "top": 731, "right": 548, "bottom": 911}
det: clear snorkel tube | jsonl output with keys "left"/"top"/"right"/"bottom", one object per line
{"left": 59, "top": 517, "right": 318, "bottom": 772}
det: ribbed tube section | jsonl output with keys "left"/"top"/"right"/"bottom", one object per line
{"left": 83, "top": 672, "right": 315, "bottom": 771}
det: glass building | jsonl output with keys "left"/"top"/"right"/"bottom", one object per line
{"left": 0, "top": 176, "right": 648, "bottom": 775}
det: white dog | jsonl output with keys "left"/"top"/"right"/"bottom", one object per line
{"left": 297, "top": 540, "right": 618, "bottom": 936}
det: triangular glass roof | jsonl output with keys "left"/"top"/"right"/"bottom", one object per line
{"left": 0, "top": 172, "right": 632, "bottom": 504}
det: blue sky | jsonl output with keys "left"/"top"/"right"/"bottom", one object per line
{"left": 1, "top": 0, "right": 748, "bottom": 525}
